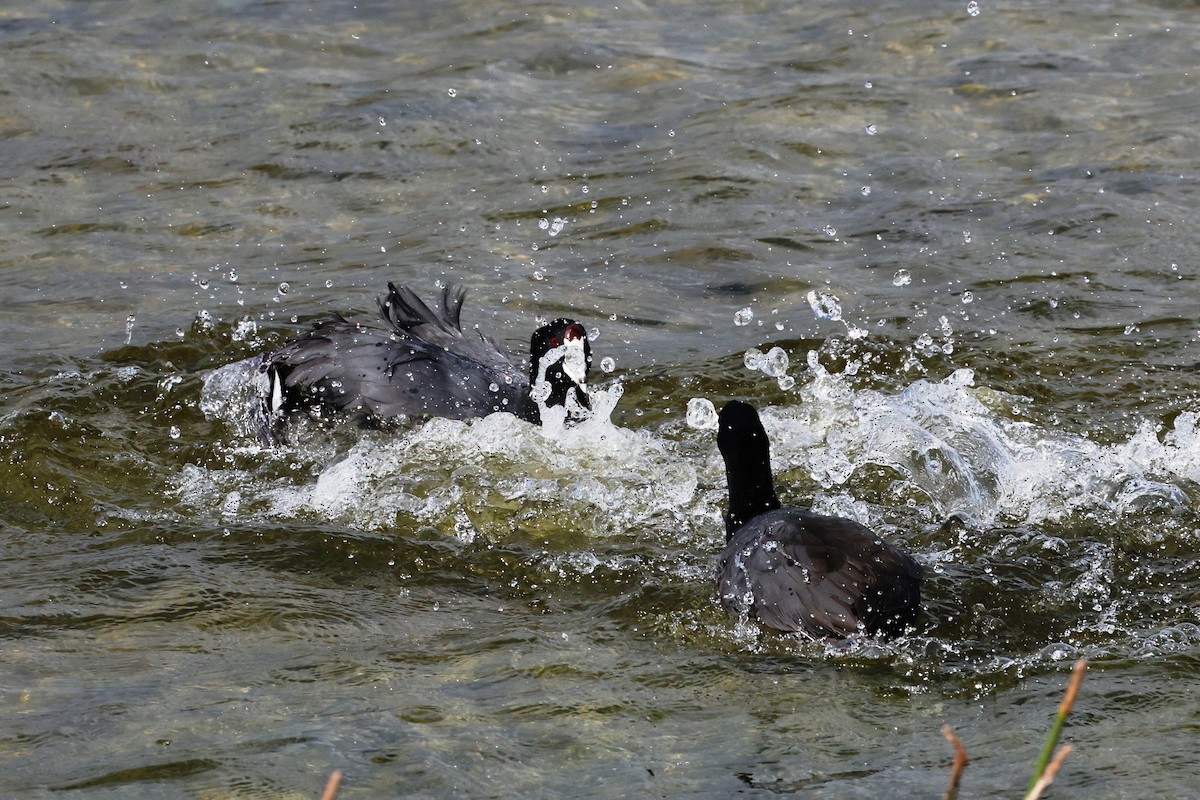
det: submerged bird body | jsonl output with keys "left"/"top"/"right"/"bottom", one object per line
{"left": 252, "top": 283, "right": 590, "bottom": 437}
{"left": 715, "top": 400, "right": 922, "bottom": 639}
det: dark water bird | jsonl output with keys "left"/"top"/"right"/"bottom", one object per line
{"left": 251, "top": 283, "right": 591, "bottom": 438}
{"left": 715, "top": 400, "right": 922, "bottom": 639}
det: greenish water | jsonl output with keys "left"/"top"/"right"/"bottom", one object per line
{"left": 3, "top": 1, "right": 1200, "bottom": 797}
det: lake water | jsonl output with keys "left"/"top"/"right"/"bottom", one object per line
{"left": 3, "top": 0, "right": 1200, "bottom": 797}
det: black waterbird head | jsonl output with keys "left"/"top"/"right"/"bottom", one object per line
{"left": 529, "top": 319, "right": 592, "bottom": 412}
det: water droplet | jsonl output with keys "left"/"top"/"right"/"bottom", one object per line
{"left": 865, "top": 124, "right": 877, "bottom": 135}
{"left": 967, "top": 0, "right": 981, "bottom": 16}
{"left": 962, "top": 229, "right": 972, "bottom": 243}
{"left": 778, "top": 375, "right": 796, "bottom": 391}
{"left": 489, "top": 383, "right": 500, "bottom": 393}
{"left": 600, "top": 356, "right": 616, "bottom": 373}
{"left": 277, "top": 282, "right": 290, "bottom": 295}
{"left": 228, "top": 270, "right": 238, "bottom": 283}
{"left": 822, "top": 224, "right": 837, "bottom": 237}
{"left": 533, "top": 271, "right": 544, "bottom": 280}
{"left": 806, "top": 290, "right": 843, "bottom": 321}
{"left": 734, "top": 307, "right": 754, "bottom": 326}
{"left": 743, "top": 348, "right": 765, "bottom": 370}
{"left": 231, "top": 318, "right": 258, "bottom": 342}
{"left": 326, "top": 279, "right": 334, "bottom": 288}
{"left": 198, "top": 278, "right": 209, "bottom": 289}
{"left": 548, "top": 217, "right": 566, "bottom": 236}
{"left": 893, "top": 269, "right": 912, "bottom": 287}
{"left": 961, "top": 291, "right": 974, "bottom": 304}
{"left": 762, "top": 347, "right": 789, "bottom": 378}
{"left": 539, "top": 218, "right": 550, "bottom": 230}
{"left": 864, "top": 81, "right": 874, "bottom": 89}
{"left": 860, "top": 185, "right": 871, "bottom": 196}
{"left": 685, "top": 397, "right": 719, "bottom": 430}
{"left": 447, "top": 87, "right": 458, "bottom": 97}
{"left": 169, "top": 425, "right": 181, "bottom": 440}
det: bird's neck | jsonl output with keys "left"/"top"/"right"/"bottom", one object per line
{"left": 724, "top": 462, "right": 781, "bottom": 542}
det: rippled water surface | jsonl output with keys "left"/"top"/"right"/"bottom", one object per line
{"left": 4, "top": 0, "right": 1200, "bottom": 797}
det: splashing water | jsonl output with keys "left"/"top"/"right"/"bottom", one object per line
{"left": 761, "top": 347, "right": 789, "bottom": 378}
{"left": 540, "top": 217, "right": 566, "bottom": 236}
{"left": 181, "top": 378, "right": 680, "bottom": 542}
{"left": 806, "top": 290, "right": 868, "bottom": 340}
{"left": 201, "top": 342, "right": 1200, "bottom": 537}
{"left": 188, "top": 341, "right": 1200, "bottom": 694}
{"left": 744, "top": 346, "right": 796, "bottom": 391}
{"left": 807, "top": 290, "right": 843, "bottom": 321}
{"left": 686, "top": 398, "right": 719, "bottom": 431}
{"left": 758, "top": 354, "right": 1200, "bottom": 528}
{"left": 200, "top": 356, "right": 272, "bottom": 441}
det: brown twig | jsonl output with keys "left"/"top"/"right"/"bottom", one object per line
{"left": 320, "top": 770, "right": 343, "bottom": 800}
{"left": 941, "top": 725, "right": 969, "bottom": 800}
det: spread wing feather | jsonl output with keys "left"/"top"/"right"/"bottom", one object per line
{"left": 376, "top": 283, "right": 513, "bottom": 372}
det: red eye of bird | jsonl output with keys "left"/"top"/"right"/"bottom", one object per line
{"left": 550, "top": 337, "right": 560, "bottom": 347}
{"left": 563, "top": 324, "right": 585, "bottom": 341}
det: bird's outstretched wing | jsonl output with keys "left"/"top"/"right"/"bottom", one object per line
{"left": 376, "top": 283, "right": 514, "bottom": 373}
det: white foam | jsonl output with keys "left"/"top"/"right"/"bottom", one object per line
{"left": 750, "top": 354, "right": 1200, "bottom": 527}
{"left": 200, "top": 356, "right": 269, "bottom": 440}
{"left": 186, "top": 351, "right": 1200, "bottom": 546}
{"left": 178, "top": 378, "right": 704, "bottom": 542}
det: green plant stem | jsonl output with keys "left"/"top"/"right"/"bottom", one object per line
{"left": 1027, "top": 658, "right": 1087, "bottom": 794}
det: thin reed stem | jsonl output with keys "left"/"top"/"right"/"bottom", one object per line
{"left": 1026, "top": 658, "right": 1087, "bottom": 794}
